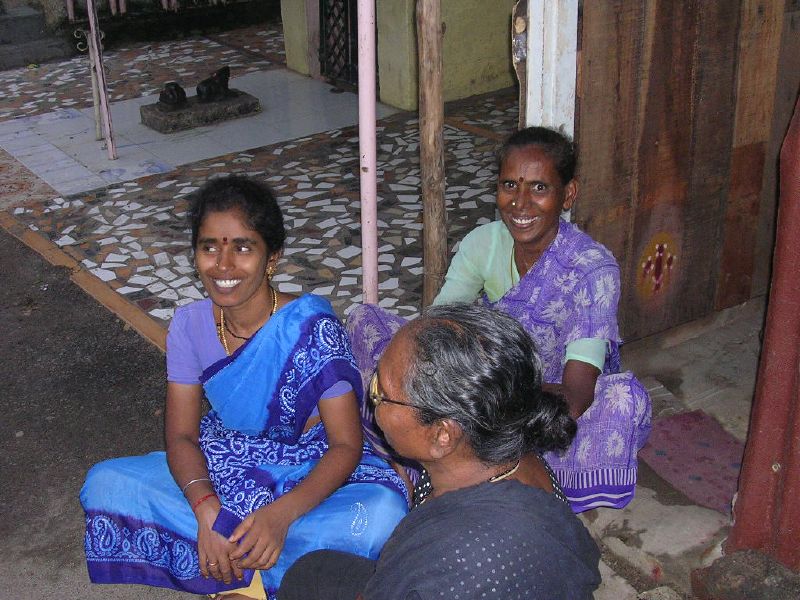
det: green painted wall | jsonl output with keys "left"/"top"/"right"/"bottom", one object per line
{"left": 281, "top": 0, "right": 311, "bottom": 76}
{"left": 377, "top": 0, "right": 516, "bottom": 110}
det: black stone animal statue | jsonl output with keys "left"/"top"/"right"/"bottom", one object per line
{"left": 196, "top": 66, "right": 232, "bottom": 103}
{"left": 157, "top": 82, "right": 187, "bottom": 110}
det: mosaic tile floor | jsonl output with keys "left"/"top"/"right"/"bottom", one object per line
{"left": 444, "top": 86, "right": 519, "bottom": 140}
{"left": 209, "top": 23, "right": 286, "bottom": 62}
{"left": 10, "top": 110, "right": 505, "bottom": 323}
{"left": 0, "top": 22, "right": 285, "bottom": 122}
{"left": 2, "top": 18, "right": 521, "bottom": 326}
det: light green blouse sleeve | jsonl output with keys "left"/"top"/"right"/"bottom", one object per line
{"left": 432, "top": 237, "right": 485, "bottom": 305}
{"left": 433, "top": 222, "right": 514, "bottom": 305}
{"left": 565, "top": 338, "right": 607, "bottom": 372}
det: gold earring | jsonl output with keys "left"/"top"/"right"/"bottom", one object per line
{"left": 511, "top": 201, "right": 517, "bottom": 207}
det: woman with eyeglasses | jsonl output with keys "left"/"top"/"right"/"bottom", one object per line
{"left": 279, "top": 303, "right": 601, "bottom": 600}
{"left": 348, "top": 126, "right": 651, "bottom": 513}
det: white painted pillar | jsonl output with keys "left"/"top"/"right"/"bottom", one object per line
{"left": 525, "top": 0, "right": 579, "bottom": 136}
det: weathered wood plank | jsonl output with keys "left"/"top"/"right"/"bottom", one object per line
{"left": 577, "top": 0, "right": 785, "bottom": 337}
{"left": 680, "top": 0, "right": 741, "bottom": 315}
{"left": 573, "top": 0, "right": 645, "bottom": 336}
{"left": 716, "top": 143, "right": 766, "bottom": 304}
{"left": 578, "top": 0, "right": 742, "bottom": 339}
{"left": 716, "top": 0, "right": 785, "bottom": 308}
{"left": 752, "top": 1, "right": 800, "bottom": 297}
{"left": 623, "top": 0, "right": 699, "bottom": 339}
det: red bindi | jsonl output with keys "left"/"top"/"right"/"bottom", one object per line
{"left": 222, "top": 237, "right": 228, "bottom": 245}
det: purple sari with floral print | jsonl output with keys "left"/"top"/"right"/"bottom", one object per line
{"left": 346, "top": 220, "right": 651, "bottom": 512}
{"left": 485, "top": 220, "right": 651, "bottom": 511}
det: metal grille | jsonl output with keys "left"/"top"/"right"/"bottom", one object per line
{"left": 319, "top": 0, "right": 358, "bottom": 88}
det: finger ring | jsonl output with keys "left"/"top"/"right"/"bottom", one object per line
{"left": 207, "top": 561, "right": 218, "bottom": 567}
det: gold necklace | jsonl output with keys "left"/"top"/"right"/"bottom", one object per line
{"left": 487, "top": 459, "right": 521, "bottom": 483}
{"left": 417, "top": 458, "right": 522, "bottom": 506}
{"left": 216, "top": 284, "right": 278, "bottom": 356}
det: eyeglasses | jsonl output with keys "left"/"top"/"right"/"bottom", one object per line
{"left": 369, "top": 372, "right": 415, "bottom": 409}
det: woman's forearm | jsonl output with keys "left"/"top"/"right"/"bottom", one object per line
{"left": 543, "top": 382, "right": 587, "bottom": 419}
{"left": 545, "top": 359, "right": 601, "bottom": 419}
{"left": 269, "top": 442, "right": 363, "bottom": 522}
{"left": 164, "top": 382, "right": 211, "bottom": 506}
{"left": 166, "top": 434, "right": 215, "bottom": 504}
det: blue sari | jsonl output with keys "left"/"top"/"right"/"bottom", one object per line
{"left": 81, "top": 294, "right": 408, "bottom": 598}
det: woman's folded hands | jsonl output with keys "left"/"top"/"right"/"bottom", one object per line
{"left": 228, "top": 501, "right": 293, "bottom": 570}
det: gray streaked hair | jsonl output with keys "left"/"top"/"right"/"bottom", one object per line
{"left": 402, "top": 303, "right": 575, "bottom": 464}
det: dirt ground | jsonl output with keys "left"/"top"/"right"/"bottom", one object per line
{"left": 0, "top": 228, "right": 184, "bottom": 598}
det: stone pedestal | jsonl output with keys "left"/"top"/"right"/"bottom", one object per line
{"left": 692, "top": 550, "right": 800, "bottom": 599}
{"left": 140, "top": 90, "right": 261, "bottom": 133}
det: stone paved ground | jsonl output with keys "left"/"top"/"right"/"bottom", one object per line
{"left": 9, "top": 111, "right": 506, "bottom": 323}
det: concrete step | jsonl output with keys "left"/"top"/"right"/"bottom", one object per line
{"left": 0, "top": 6, "right": 48, "bottom": 45}
{"left": 0, "top": 36, "right": 75, "bottom": 70}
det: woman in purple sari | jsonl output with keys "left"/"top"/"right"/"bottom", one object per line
{"left": 347, "top": 127, "right": 651, "bottom": 512}
{"left": 80, "top": 176, "right": 407, "bottom": 599}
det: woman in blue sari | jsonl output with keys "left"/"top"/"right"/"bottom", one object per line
{"left": 80, "top": 176, "right": 408, "bottom": 599}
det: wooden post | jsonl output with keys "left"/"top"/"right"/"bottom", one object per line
{"left": 305, "top": 0, "right": 322, "bottom": 79}
{"left": 511, "top": 1, "right": 528, "bottom": 130}
{"left": 417, "top": 0, "right": 447, "bottom": 307}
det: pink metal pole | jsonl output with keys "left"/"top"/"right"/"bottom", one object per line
{"left": 357, "top": 0, "right": 379, "bottom": 304}
{"left": 86, "top": 0, "right": 117, "bottom": 160}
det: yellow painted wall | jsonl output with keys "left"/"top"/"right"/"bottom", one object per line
{"left": 281, "top": 0, "right": 311, "bottom": 76}
{"left": 441, "top": 0, "right": 516, "bottom": 101}
{"left": 377, "top": 0, "right": 516, "bottom": 110}
{"left": 377, "top": 0, "right": 418, "bottom": 111}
